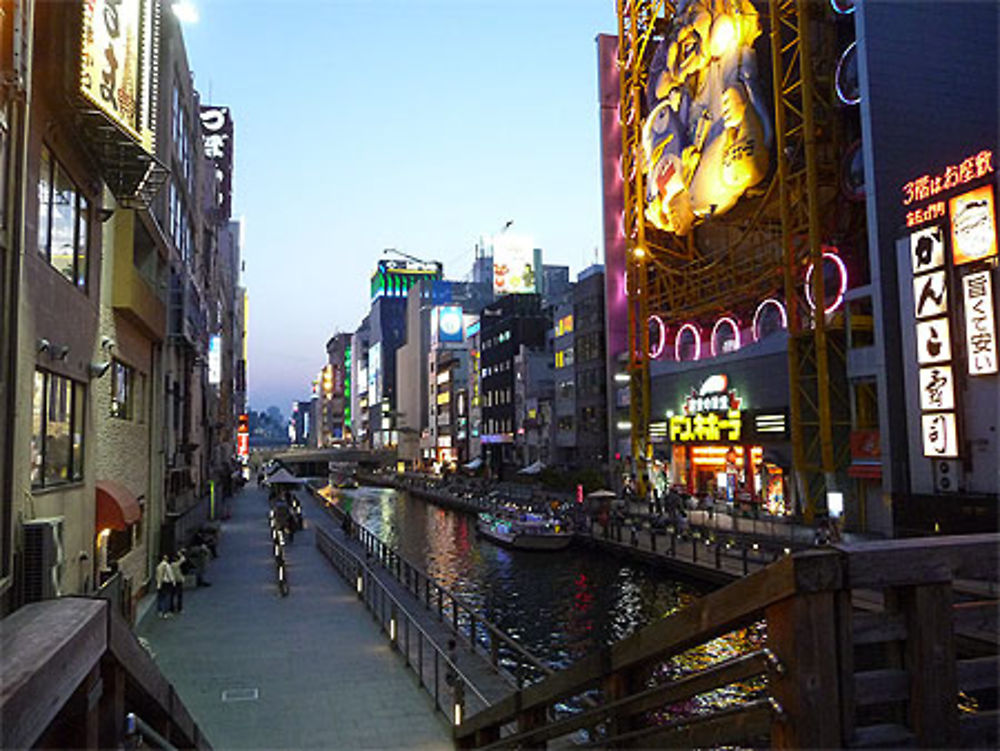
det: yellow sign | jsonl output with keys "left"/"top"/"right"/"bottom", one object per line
{"left": 80, "top": 0, "right": 156, "bottom": 153}
{"left": 670, "top": 409, "right": 742, "bottom": 443}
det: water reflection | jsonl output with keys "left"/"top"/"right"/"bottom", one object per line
{"left": 338, "top": 486, "right": 709, "bottom": 670}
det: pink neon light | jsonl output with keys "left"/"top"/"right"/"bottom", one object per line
{"left": 649, "top": 315, "right": 666, "bottom": 359}
{"left": 674, "top": 323, "right": 701, "bottom": 362}
{"left": 805, "top": 252, "right": 849, "bottom": 314}
{"left": 752, "top": 298, "right": 788, "bottom": 342}
{"left": 710, "top": 317, "right": 741, "bottom": 357}
{"left": 622, "top": 270, "right": 628, "bottom": 298}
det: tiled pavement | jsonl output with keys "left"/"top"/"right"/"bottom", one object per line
{"left": 136, "top": 484, "right": 452, "bottom": 750}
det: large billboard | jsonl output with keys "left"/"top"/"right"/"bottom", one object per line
{"left": 80, "top": 0, "right": 157, "bottom": 153}
{"left": 492, "top": 234, "right": 536, "bottom": 295}
{"left": 641, "top": 0, "right": 772, "bottom": 235}
{"left": 200, "top": 106, "right": 235, "bottom": 219}
{"left": 434, "top": 306, "right": 464, "bottom": 344}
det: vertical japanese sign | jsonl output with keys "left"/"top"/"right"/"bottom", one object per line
{"left": 962, "top": 270, "right": 998, "bottom": 375}
{"left": 199, "top": 106, "right": 234, "bottom": 219}
{"left": 80, "top": 0, "right": 156, "bottom": 153}
{"left": 909, "top": 224, "right": 958, "bottom": 458}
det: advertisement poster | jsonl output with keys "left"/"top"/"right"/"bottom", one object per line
{"left": 493, "top": 234, "right": 536, "bottom": 295}
{"left": 950, "top": 185, "right": 997, "bottom": 265}
{"left": 436, "top": 306, "right": 464, "bottom": 343}
{"left": 80, "top": 0, "right": 155, "bottom": 152}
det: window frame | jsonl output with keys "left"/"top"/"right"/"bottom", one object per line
{"left": 110, "top": 359, "right": 135, "bottom": 420}
{"left": 36, "top": 144, "right": 90, "bottom": 292}
{"left": 31, "top": 369, "right": 86, "bottom": 489}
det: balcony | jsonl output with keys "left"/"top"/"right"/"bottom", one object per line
{"left": 111, "top": 212, "right": 167, "bottom": 341}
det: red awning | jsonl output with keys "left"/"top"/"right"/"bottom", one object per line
{"left": 96, "top": 481, "right": 142, "bottom": 531}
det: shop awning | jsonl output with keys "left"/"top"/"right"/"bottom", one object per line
{"left": 96, "top": 481, "right": 142, "bottom": 531}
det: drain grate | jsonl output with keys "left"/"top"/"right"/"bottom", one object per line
{"left": 221, "top": 688, "right": 259, "bottom": 702}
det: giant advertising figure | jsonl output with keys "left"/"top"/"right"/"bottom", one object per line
{"left": 642, "top": 0, "right": 772, "bottom": 235}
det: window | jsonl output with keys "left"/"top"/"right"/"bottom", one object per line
{"left": 37, "top": 145, "right": 89, "bottom": 291}
{"left": 111, "top": 360, "right": 135, "bottom": 419}
{"left": 31, "top": 370, "right": 85, "bottom": 488}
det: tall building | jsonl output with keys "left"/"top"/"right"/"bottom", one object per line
{"left": 603, "top": 1, "right": 998, "bottom": 534}
{"left": 321, "top": 333, "right": 352, "bottom": 445}
{"left": 572, "top": 265, "right": 608, "bottom": 471}
{"left": 350, "top": 316, "right": 371, "bottom": 447}
{"left": 480, "top": 293, "right": 549, "bottom": 478}
{"left": 365, "top": 258, "right": 442, "bottom": 448}
{"left": 1, "top": 0, "right": 245, "bottom": 618}
{"left": 552, "top": 295, "right": 577, "bottom": 466}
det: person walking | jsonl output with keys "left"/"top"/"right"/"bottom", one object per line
{"left": 170, "top": 550, "right": 188, "bottom": 614}
{"left": 155, "top": 554, "right": 176, "bottom": 619}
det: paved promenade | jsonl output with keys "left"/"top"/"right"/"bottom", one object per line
{"left": 136, "top": 484, "right": 451, "bottom": 750}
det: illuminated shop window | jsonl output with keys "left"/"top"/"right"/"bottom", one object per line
{"left": 37, "top": 145, "right": 89, "bottom": 291}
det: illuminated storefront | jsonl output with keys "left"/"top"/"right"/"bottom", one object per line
{"left": 660, "top": 369, "right": 791, "bottom": 515}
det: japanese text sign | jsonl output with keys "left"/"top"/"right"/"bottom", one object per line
{"left": 80, "top": 0, "right": 155, "bottom": 153}
{"left": 962, "top": 270, "right": 998, "bottom": 375}
{"left": 918, "top": 365, "right": 955, "bottom": 411}
{"left": 921, "top": 412, "right": 958, "bottom": 458}
{"left": 915, "top": 318, "right": 952, "bottom": 365}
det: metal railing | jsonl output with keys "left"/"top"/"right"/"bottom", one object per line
{"left": 315, "top": 526, "right": 489, "bottom": 725}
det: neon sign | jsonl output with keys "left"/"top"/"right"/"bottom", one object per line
{"left": 752, "top": 298, "right": 787, "bottom": 341}
{"left": 649, "top": 315, "right": 667, "bottom": 359}
{"left": 674, "top": 322, "right": 702, "bottom": 362}
{"left": 902, "top": 150, "right": 993, "bottom": 206}
{"left": 804, "top": 251, "right": 848, "bottom": 314}
{"left": 710, "top": 317, "right": 741, "bottom": 356}
{"left": 669, "top": 374, "right": 743, "bottom": 443}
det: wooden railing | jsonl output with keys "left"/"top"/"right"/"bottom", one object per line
{"left": 1, "top": 597, "right": 210, "bottom": 749}
{"left": 454, "top": 533, "right": 998, "bottom": 749}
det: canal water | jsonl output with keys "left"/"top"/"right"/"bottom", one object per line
{"left": 334, "top": 485, "right": 761, "bottom": 677}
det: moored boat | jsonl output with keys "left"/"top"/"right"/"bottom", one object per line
{"left": 476, "top": 505, "right": 572, "bottom": 551}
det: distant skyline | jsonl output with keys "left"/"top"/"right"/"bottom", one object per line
{"left": 181, "top": 1, "right": 614, "bottom": 412}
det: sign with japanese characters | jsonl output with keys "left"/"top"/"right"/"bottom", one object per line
{"left": 910, "top": 225, "right": 945, "bottom": 274}
{"left": 915, "top": 318, "right": 952, "bottom": 364}
{"left": 908, "top": 222, "right": 960, "bottom": 460}
{"left": 950, "top": 185, "right": 997, "bottom": 266}
{"left": 918, "top": 365, "right": 955, "bottom": 411}
{"left": 921, "top": 412, "right": 958, "bottom": 458}
{"left": 669, "top": 374, "right": 743, "bottom": 443}
{"left": 962, "top": 270, "right": 998, "bottom": 375}
{"left": 913, "top": 270, "right": 948, "bottom": 319}
{"left": 80, "top": 0, "right": 156, "bottom": 153}
{"left": 200, "top": 106, "right": 235, "bottom": 219}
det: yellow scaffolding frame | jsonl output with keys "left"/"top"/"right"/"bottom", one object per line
{"left": 616, "top": 0, "right": 851, "bottom": 508}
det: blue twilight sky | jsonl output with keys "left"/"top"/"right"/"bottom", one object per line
{"left": 180, "top": 1, "right": 615, "bottom": 414}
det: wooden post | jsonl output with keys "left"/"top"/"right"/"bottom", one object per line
{"left": 766, "top": 550, "right": 844, "bottom": 749}
{"left": 900, "top": 581, "right": 959, "bottom": 747}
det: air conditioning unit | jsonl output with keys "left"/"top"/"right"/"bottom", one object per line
{"left": 23, "top": 517, "right": 65, "bottom": 602}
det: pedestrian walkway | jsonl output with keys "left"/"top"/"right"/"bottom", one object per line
{"left": 136, "top": 484, "right": 451, "bottom": 750}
